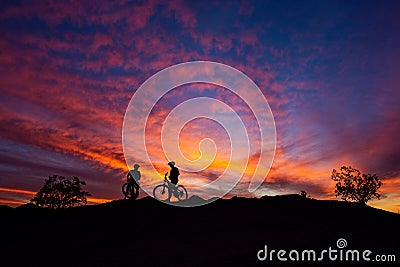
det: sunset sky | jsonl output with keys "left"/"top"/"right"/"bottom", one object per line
{"left": 0, "top": 0, "right": 399, "bottom": 211}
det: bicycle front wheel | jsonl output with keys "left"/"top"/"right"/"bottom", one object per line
{"left": 122, "top": 183, "right": 130, "bottom": 199}
{"left": 176, "top": 185, "right": 188, "bottom": 201}
{"left": 122, "top": 183, "right": 139, "bottom": 200}
{"left": 153, "top": 185, "right": 169, "bottom": 201}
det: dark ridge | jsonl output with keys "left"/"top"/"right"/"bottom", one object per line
{"left": 0, "top": 204, "right": 13, "bottom": 215}
{"left": 1, "top": 195, "right": 399, "bottom": 267}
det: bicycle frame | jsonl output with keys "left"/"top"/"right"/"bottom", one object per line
{"left": 153, "top": 175, "right": 188, "bottom": 201}
{"left": 162, "top": 178, "right": 176, "bottom": 192}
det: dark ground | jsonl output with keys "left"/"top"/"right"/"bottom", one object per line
{"left": 1, "top": 195, "right": 399, "bottom": 267}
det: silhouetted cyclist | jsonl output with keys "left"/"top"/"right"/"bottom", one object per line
{"left": 126, "top": 164, "right": 142, "bottom": 190}
{"left": 167, "top": 161, "right": 180, "bottom": 201}
{"left": 127, "top": 164, "right": 141, "bottom": 186}
{"left": 122, "top": 164, "right": 141, "bottom": 200}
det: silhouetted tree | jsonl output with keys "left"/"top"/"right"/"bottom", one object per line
{"left": 300, "top": 190, "right": 307, "bottom": 198}
{"left": 31, "top": 175, "right": 91, "bottom": 209}
{"left": 331, "top": 166, "right": 382, "bottom": 204}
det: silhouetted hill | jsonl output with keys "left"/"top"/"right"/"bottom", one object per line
{"left": 1, "top": 195, "right": 399, "bottom": 266}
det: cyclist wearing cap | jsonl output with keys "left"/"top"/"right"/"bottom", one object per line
{"left": 127, "top": 163, "right": 141, "bottom": 185}
{"left": 167, "top": 161, "right": 179, "bottom": 201}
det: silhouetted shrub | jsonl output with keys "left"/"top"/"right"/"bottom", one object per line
{"left": 300, "top": 190, "right": 307, "bottom": 198}
{"left": 31, "top": 175, "right": 91, "bottom": 209}
{"left": 331, "top": 166, "right": 382, "bottom": 204}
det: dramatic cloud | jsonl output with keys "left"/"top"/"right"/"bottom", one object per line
{"left": 0, "top": 0, "right": 399, "bottom": 211}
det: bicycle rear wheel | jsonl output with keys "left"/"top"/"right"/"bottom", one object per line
{"left": 153, "top": 185, "right": 169, "bottom": 201}
{"left": 176, "top": 185, "right": 188, "bottom": 201}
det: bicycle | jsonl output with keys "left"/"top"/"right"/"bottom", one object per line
{"left": 153, "top": 173, "right": 188, "bottom": 201}
{"left": 122, "top": 178, "right": 140, "bottom": 200}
